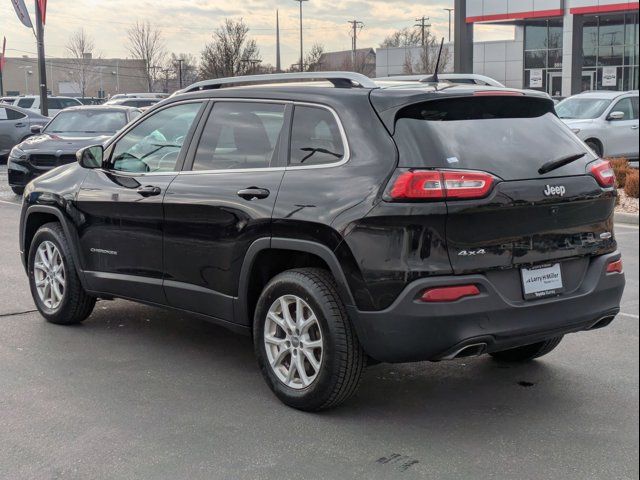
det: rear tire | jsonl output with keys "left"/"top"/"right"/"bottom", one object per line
{"left": 490, "top": 336, "right": 563, "bottom": 362}
{"left": 11, "top": 186, "right": 24, "bottom": 195}
{"left": 28, "top": 222, "right": 95, "bottom": 325}
{"left": 253, "top": 268, "right": 365, "bottom": 411}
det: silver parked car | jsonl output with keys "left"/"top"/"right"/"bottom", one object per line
{"left": 556, "top": 90, "right": 639, "bottom": 159}
{"left": 0, "top": 104, "right": 49, "bottom": 158}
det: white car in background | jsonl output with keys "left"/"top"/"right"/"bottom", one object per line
{"left": 556, "top": 90, "right": 639, "bottom": 159}
{"left": 12, "top": 96, "right": 83, "bottom": 116}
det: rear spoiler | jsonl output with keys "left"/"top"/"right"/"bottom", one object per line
{"left": 369, "top": 89, "right": 555, "bottom": 135}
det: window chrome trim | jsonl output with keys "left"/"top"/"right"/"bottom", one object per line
{"left": 177, "top": 99, "right": 350, "bottom": 175}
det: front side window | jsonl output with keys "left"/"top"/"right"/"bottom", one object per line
{"left": 192, "top": 102, "right": 285, "bottom": 171}
{"left": 289, "top": 106, "right": 345, "bottom": 166}
{"left": 610, "top": 98, "right": 634, "bottom": 120}
{"left": 111, "top": 102, "right": 202, "bottom": 173}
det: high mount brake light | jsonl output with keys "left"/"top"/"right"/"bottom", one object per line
{"left": 473, "top": 90, "right": 525, "bottom": 96}
{"left": 589, "top": 160, "right": 616, "bottom": 188}
{"left": 389, "top": 170, "right": 496, "bottom": 200}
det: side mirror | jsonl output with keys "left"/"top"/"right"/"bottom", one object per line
{"left": 30, "top": 125, "right": 43, "bottom": 134}
{"left": 77, "top": 145, "right": 104, "bottom": 169}
{"left": 607, "top": 111, "right": 625, "bottom": 121}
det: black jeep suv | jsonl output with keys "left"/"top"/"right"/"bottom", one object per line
{"left": 19, "top": 73, "right": 625, "bottom": 411}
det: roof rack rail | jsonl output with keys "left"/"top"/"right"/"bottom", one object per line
{"left": 181, "top": 71, "right": 378, "bottom": 93}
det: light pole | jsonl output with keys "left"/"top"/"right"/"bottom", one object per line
{"left": 19, "top": 66, "right": 33, "bottom": 94}
{"left": 444, "top": 8, "right": 454, "bottom": 43}
{"left": 293, "top": 0, "right": 309, "bottom": 72}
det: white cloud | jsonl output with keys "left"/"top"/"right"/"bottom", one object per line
{"left": 1, "top": 1, "right": 513, "bottom": 70}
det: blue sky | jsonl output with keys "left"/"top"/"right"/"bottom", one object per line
{"left": 2, "top": 0, "right": 513, "bottom": 67}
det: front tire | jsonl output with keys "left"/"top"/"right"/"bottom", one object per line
{"left": 490, "top": 336, "right": 563, "bottom": 362}
{"left": 28, "top": 222, "right": 95, "bottom": 325}
{"left": 253, "top": 268, "right": 365, "bottom": 411}
{"left": 585, "top": 139, "right": 603, "bottom": 157}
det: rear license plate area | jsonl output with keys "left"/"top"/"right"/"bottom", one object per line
{"left": 521, "top": 263, "right": 564, "bottom": 300}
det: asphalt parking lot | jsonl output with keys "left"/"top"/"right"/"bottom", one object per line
{"left": 0, "top": 165, "right": 638, "bottom": 480}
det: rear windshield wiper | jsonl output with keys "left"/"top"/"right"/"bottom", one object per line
{"left": 538, "top": 152, "right": 586, "bottom": 175}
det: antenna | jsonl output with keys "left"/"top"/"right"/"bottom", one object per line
{"left": 432, "top": 37, "right": 445, "bottom": 83}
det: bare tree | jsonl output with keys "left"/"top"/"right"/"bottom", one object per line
{"left": 305, "top": 43, "right": 325, "bottom": 72}
{"left": 65, "top": 29, "right": 99, "bottom": 98}
{"left": 127, "top": 20, "right": 166, "bottom": 92}
{"left": 200, "top": 19, "right": 261, "bottom": 79}
{"left": 380, "top": 27, "right": 422, "bottom": 48}
{"left": 340, "top": 50, "right": 375, "bottom": 76}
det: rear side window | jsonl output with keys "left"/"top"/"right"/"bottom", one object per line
{"left": 47, "top": 98, "right": 62, "bottom": 110}
{"left": 289, "top": 106, "right": 345, "bottom": 166}
{"left": 4, "top": 108, "right": 27, "bottom": 120}
{"left": 17, "top": 98, "right": 35, "bottom": 108}
{"left": 192, "top": 102, "right": 285, "bottom": 171}
{"left": 394, "top": 96, "right": 592, "bottom": 180}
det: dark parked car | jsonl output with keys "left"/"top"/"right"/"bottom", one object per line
{"left": 18, "top": 73, "right": 625, "bottom": 411}
{"left": 8, "top": 105, "right": 141, "bottom": 194}
{"left": 1, "top": 104, "right": 49, "bottom": 159}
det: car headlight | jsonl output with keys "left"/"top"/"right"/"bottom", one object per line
{"left": 571, "top": 128, "right": 581, "bottom": 134}
{"left": 9, "top": 146, "right": 27, "bottom": 160}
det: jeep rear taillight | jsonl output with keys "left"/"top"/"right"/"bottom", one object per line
{"left": 589, "top": 160, "right": 616, "bottom": 188}
{"left": 388, "top": 170, "right": 496, "bottom": 201}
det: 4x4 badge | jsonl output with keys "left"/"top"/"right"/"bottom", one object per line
{"left": 458, "top": 249, "right": 486, "bottom": 256}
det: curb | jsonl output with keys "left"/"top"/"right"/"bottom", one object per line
{"left": 615, "top": 212, "right": 639, "bottom": 225}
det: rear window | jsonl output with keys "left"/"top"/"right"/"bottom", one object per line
{"left": 394, "top": 96, "right": 593, "bottom": 180}
{"left": 17, "top": 98, "right": 35, "bottom": 108}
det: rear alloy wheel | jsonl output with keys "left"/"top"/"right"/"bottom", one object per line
{"left": 490, "top": 336, "right": 564, "bottom": 362}
{"left": 28, "top": 222, "right": 96, "bottom": 325}
{"left": 263, "top": 295, "right": 324, "bottom": 389}
{"left": 254, "top": 268, "right": 365, "bottom": 411}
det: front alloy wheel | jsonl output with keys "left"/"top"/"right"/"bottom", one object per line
{"left": 33, "top": 240, "right": 66, "bottom": 310}
{"left": 264, "top": 295, "right": 323, "bottom": 389}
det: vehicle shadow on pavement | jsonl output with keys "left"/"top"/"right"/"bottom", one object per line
{"left": 76, "top": 298, "right": 575, "bottom": 421}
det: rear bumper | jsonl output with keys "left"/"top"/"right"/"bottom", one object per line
{"left": 348, "top": 251, "right": 625, "bottom": 363}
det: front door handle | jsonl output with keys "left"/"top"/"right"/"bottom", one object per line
{"left": 137, "top": 185, "right": 162, "bottom": 197}
{"left": 237, "top": 187, "right": 270, "bottom": 200}
{"left": 632, "top": 125, "right": 639, "bottom": 130}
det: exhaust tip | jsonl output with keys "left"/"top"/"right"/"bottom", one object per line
{"left": 443, "top": 343, "right": 487, "bottom": 360}
{"left": 588, "top": 316, "right": 615, "bottom": 331}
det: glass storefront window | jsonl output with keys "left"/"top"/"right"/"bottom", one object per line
{"left": 525, "top": 21, "right": 549, "bottom": 50}
{"left": 580, "top": 13, "right": 639, "bottom": 91}
{"left": 599, "top": 15, "right": 625, "bottom": 46}
{"left": 549, "top": 20, "right": 563, "bottom": 49}
{"left": 548, "top": 49, "right": 563, "bottom": 69}
{"left": 525, "top": 50, "right": 546, "bottom": 69}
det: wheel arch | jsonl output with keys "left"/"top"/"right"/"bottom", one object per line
{"left": 22, "top": 205, "right": 87, "bottom": 288}
{"left": 584, "top": 137, "right": 604, "bottom": 157}
{"left": 235, "top": 238, "right": 356, "bottom": 327}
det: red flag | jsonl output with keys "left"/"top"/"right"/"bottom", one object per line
{"left": 38, "top": 0, "right": 48, "bottom": 25}
{"left": 0, "top": 37, "right": 6, "bottom": 73}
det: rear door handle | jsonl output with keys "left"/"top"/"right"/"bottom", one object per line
{"left": 15, "top": 123, "right": 26, "bottom": 128}
{"left": 137, "top": 185, "right": 162, "bottom": 197}
{"left": 237, "top": 187, "right": 270, "bottom": 200}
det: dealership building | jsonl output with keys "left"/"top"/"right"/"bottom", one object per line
{"left": 450, "top": 0, "right": 639, "bottom": 96}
